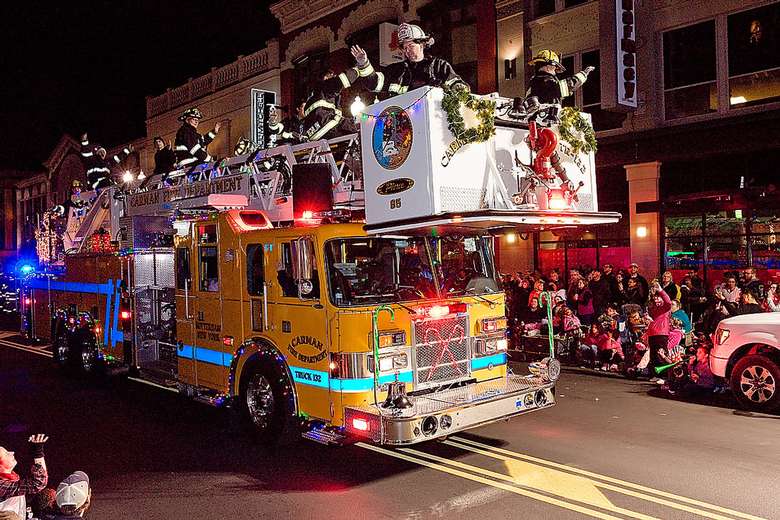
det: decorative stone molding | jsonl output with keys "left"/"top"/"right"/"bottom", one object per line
{"left": 271, "top": 0, "right": 358, "bottom": 34}
{"left": 336, "top": 0, "right": 404, "bottom": 44}
{"left": 405, "top": 0, "right": 434, "bottom": 21}
{"left": 283, "top": 24, "right": 335, "bottom": 67}
{"left": 527, "top": 2, "right": 598, "bottom": 55}
{"left": 145, "top": 42, "right": 279, "bottom": 119}
{"left": 496, "top": 0, "right": 523, "bottom": 20}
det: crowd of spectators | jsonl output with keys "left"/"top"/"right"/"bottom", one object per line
{"left": 501, "top": 263, "right": 779, "bottom": 392}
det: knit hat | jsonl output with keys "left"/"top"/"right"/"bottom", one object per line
{"left": 56, "top": 471, "right": 90, "bottom": 509}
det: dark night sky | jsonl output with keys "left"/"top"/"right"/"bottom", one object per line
{"left": 1, "top": 1, "right": 278, "bottom": 171}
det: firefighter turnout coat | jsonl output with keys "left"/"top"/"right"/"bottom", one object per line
{"left": 362, "top": 56, "right": 469, "bottom": 96}
{"left": 80, "top": 137, "right": 131, "bottom": 190}
{"left": 175, "top": 123, "right": 217, "bottom": 168}
{"left": 301, "top": 63, "right": 372, "bottom": 142}
{"left": 526, "top": 69, "right": 589, "bottom": 105}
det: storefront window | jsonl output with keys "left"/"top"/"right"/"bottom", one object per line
{"left": 663, "top": 21, "right": 717, "bottom": 119}
{"left": 728, "top": 3, "right": 780, "bottom": 108}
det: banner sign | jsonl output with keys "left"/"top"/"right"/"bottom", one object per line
{"left": 599, "top": 0, "right": 638, "bottom": 111}
{"left": 127, "top": 173, "right": 248, "bottom": 215}
{"left": 250, "top": 89, "right": 277, "bottom": 148}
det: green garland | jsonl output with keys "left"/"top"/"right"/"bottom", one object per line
{"left": 558, "top": 106, "right": 597, "bottom": 155}
{"left": 441, "top": 88, "right": 496, "bottom": 144}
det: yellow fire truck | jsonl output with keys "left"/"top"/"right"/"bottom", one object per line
{"left": 23, "top": 87, "right": 619, "bottom": 445}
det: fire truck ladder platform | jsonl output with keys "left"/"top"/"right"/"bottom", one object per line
{"left": 362, "top": 209, "right": 622, "bottom": 236}
{"left": 125, "top": 134, "right": 363, "bottom": 221}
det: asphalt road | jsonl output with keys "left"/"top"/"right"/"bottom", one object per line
{"left": 1, "top": 327, "right": 778, "bottom": 520}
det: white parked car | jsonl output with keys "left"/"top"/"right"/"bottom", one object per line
{"left": 711, "top": 312, "right": 780, "bottom": 412}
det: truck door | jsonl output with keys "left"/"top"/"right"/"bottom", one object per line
{"left": 133, "top": 249, "right": 176, "bottom": 376}
{"left": 244, "top": 243, "right": 268, "bottom": 337}
{"left": 272, "top": 237, "right": 331, "bottom": 422}
{"left": 175, "top": 245, "right": 196, "bottom": 384}
{"left": 192, "top": 223, "right": 228, "bottom": 389}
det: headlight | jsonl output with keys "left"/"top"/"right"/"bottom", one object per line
{"left": 376, "top": 353, "right": 408, "bottom": 372}
{"left": 715, "top": 328, "right": 730, "bottom": 345}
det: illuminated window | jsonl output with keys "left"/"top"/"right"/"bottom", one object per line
{"left": 199, "top": 246, "right": 219, "bottom": 292}
{"left": 663, "top": 21, "right": 717, "bottom": 119}
{"left": 728, "top": 3, "right": 780, "bottom": 108}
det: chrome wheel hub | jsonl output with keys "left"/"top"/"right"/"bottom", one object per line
{"left": 739, "top": 365, "right": 776, "bottom": 404}
{"left": 246, "top": 374, "right": 275, "bottom": 431}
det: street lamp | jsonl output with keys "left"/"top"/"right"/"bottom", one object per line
{"left": 137, "top": 170, "right": 146, "bottom": 181}
{"left": 122, "top": 170, "right": 134, "bottom": 184}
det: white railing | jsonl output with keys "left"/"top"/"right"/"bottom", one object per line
{"left": 145, "top": 41, "right": 279, "bottom": 119}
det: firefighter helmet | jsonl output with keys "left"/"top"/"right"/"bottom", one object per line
{"left": 178, "top": 107, "right": 204, "bottom": 121}
{"left": 529, "top": 49, "right": 565, "bottom": 73}
{"left": 397, "top": 23, "right": 434, "bottom": 47}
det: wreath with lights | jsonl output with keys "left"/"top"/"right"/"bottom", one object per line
{"left": 441, "top": 88, "right": 496, "bottom": 144}
{"left": 558, "top": 107, "right": 597, "bottom": 155}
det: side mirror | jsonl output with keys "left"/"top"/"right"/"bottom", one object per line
{"left": 291, "top": 237, "right": 316, "bottom": 297}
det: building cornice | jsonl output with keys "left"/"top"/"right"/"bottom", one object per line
{"left": 271, "top": 0, "right": 359, "bottom": 34}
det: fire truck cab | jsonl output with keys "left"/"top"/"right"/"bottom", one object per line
{"left": 23, "top": 87, "right": 619, "bottom": 445}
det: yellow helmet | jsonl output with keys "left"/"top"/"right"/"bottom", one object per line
{"left": 529, "top": 49, "right": 565, "bottom": 73}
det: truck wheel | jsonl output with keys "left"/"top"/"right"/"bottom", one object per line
{"left": 78, "top": 344, "right": 98, "bottom": 374}
{"left": 730, "top": 355, "right": 780, "bottom": 412}
{"left": 53, "top": 328, "right": 70, "bottom": 369}
{"left": 241, "top": 363, "right": 288, "bottom": 442}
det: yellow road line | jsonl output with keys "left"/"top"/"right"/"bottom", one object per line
{"left": 450, "top": 436, "right": 766, "bottom": 520}
{"left": 357, "top": 442, "right": 627, "bottom": 520}
{"left": 402, "top": 446, "right": 659, "bottom": 520}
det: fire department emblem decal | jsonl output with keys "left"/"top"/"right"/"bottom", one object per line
{"left": 372, "top": 106, "right": 413, "bottom": 170}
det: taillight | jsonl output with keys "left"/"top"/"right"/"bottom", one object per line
{"left": 23, "top": 297, "right": 32, "bottom": 305}
{"left": 222, "top": 336, "right": 234, "bottom": 347}
{"left": 120, "top": 310, "right": 132, "bottom": 320}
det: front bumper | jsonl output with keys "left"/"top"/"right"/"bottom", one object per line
{"left": 709, "top": 353, "right": 729, "bottom": 377}
{"left": 344, "top": 374, "right": 555, "bottom": 445}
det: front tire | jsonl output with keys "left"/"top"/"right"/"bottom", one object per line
{"left": 53, "top": 330, "right": 69, "bottom": 369}
{"left": 730, "top": 355, "right": 780, "bottom": 412}
{"left": 240, "top": 361, "right": 292, "bottom": 443}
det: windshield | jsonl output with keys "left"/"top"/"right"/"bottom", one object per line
{"left": 324, "top": 235, "right": 499, "bottom": 307}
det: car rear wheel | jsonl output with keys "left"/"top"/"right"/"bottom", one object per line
{"left": 730, "top": 355, "right": 780, "bottom": 412}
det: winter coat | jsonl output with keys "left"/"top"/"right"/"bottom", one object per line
{"left": 646, "top": 289, "right": 673, "bottom": 337}
{"left": 153, "top": 146, "right": 176, "bottom": 177}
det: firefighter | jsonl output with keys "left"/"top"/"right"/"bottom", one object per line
{"left": 152, "top": 136, "right": 176, "bottom": 180}
{"left": 174, "top": 107, "right": 221, "bottom": 169}
{"left": 268, "top": 102, "right": 305, "bottom": 145}
{"left": 79, "top": 133, "right": 133, "bottom": 191}
{"left": 300, "top": 60, "right": 372, "bottom": 142}
{"left": 525, "top": 49, "right": 595, "bottom": 190}
{"left": 352, "top": 23, "right": 470, "bottom": 96}
{"left": 51, "top": 181, "right": 88, "bottom": 218}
